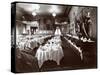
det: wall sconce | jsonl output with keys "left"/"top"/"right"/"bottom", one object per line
{"left": 87, "top": 12, "right": 90, "bottom": 17}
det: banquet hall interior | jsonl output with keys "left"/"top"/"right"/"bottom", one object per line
{"left": 11, "top": 3, "right": 97, "bottom": 72}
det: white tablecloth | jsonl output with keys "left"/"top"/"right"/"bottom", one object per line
{"left": 35, "top": 36, "right": 64, "bottom": 68}
{"left": 17, "top": 40, "right": 38, "bottom": 50}
{"left": 16, "top": 35, "right": 52, "bottom": 50}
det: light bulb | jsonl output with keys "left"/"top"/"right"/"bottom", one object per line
{"left": 52, "top": 12, "right": 56, "bottom": 17}
{"left": 32, "top": 12, "right": 37, "bottom": 16}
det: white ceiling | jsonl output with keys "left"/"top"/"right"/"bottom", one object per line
{"left": 16, "top": 3, "right": 67, "bottom": 15}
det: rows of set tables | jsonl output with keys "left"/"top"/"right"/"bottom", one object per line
{"left": 16, "top": 35, "right": 64, "bottom": 68}
{"left": 16, "top": 35, "right": 52, "bottom": 50}
{"left": 16, "top": 33, "right": 96, "bottom": 71}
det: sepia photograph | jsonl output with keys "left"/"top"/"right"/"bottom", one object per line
{"left": 11, "top": 2, "right": 97, "bottom": 73}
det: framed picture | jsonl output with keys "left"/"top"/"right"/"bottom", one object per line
{"left": 11, "top": 1, "right": 97, "bottom": 73}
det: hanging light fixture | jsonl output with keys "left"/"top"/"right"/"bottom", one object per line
{"left": 32, "top": 12, "right": 37, "bottom": 16}
{"left": 32, "top": 4, "right": 40, "bottom": 16}
{"left": 52, "top": 12, "right": 56, "bottom": 17}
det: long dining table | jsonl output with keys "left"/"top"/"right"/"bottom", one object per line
{"left": 35, "top": 36, "right": 64, "bottom": 68}
{"left": 16, "top": 35, "right": 52, "bottom": 50}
